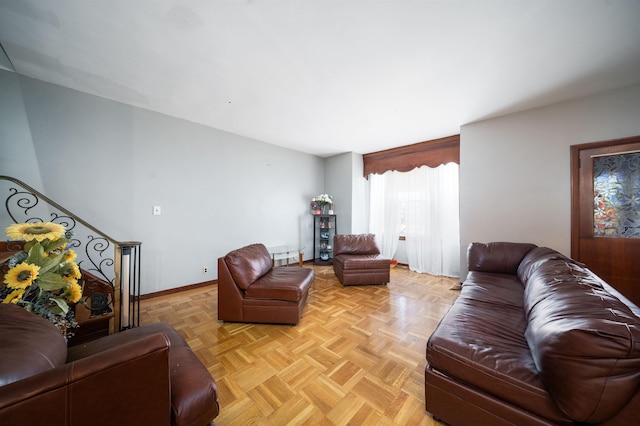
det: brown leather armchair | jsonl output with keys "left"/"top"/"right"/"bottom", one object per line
{"left": 0, "top": 304, "right": 219, "bottom": 426}
{"left": 218, "top": 243, "right": 314, "bottom": 325}
{"left": 333, "top": 234, "right": 391, "bottom": 285}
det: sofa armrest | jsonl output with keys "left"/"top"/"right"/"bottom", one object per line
{"left": 68, "top": 322, "right": 221, "bottom": 425}
{"left": 0, "top": 333, "right": 172, "bottom": 425}
{"left": 218, "top": 255, "right": 245, "bottom": 322}
{"left": 467, "top": 242, "right": 537, "bottom": 275}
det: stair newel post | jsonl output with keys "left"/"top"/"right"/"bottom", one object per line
{"left": 115, "top": 243, "right": 141, "bottom": 331}
{"left": 113, "top": 245, "right": 123, "bottom": 332}
{"left": 120, "top": 246, "right": 131, "bottom": 329}
{"left": 134, "top": 243, "right": 141, "bottom": 328}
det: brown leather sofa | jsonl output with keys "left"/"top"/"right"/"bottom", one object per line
{"left": 333, "top": 234, "right": 390, "bottom": 285}
{"left": 218, "top": 243, "right": 314, "bottom": 325}
{"left": 0, "top": 303, "right": 219, "bottom": 426}
{"left": 425, "top": 242, "right": 640, "bottom": 426}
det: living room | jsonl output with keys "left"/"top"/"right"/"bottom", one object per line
{"left": 1, "top": 2, "right": 640, "bottom": 425}
{"left": 4, "top": 75, "right": 640, "bottom": 295}
{"left": 2, "top": 2, "right": 640, "bottom": 295}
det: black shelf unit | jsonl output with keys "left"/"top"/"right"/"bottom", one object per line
{"left": 313, "top": 214, "right": 336, "bottom": 265}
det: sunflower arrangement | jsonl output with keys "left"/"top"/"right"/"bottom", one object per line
{"left": 1, "top": 221, "right": 83, "bottom": 337}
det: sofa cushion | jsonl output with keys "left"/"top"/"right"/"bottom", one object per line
{"left": 467, "top": 242, "right": 537, "bottom": 275}
{"left": 224, "top": 243, "right": 272, "bottom": 290}
{"left": 427, "top": 272, "right": 571, "bottom": 423}
{"left": 333, "top": 234, "right": 380, "bottom": 256}
{"left": 523, "top": 252, "right": 640, "bottom": 423}
{"left": 0, "top": 304, "right": 67, "bottom": 386}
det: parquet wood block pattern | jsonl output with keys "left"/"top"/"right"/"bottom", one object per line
{"left": 140, "top": 265, "right": 459, "bottom": 425}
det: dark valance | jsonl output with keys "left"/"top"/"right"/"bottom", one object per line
{"left": 363, "top": 134, "right": 460, "bottom": 177}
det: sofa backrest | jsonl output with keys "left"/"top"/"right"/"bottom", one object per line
{"left": 467, "top": 242, "right": 537, "bottom": 275}
{"left": 334, "top": 234, "right": 380, "bottom": 256}
{"left": 223, "top": 243, "right": 272, "bottom": 290}
{"left": 521, "top": 248, "right": 640, "bottom": 423}
{"left": 0, "top": 304, "right": 67, "bottom": 386}
{"left": 516, "top": 246, "right": 573, "bottom": 285}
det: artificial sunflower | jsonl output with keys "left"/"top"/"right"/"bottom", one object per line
{"left": 1, "top": 222, "right": 84, "bottom": 337}
{"left": 64, "top": 283, "right": 83, "bottom": 304}
{"left": 61, "top": 262, "right": 82, "bottom": 282}
{"left": 6, "top": 221, "right": 66, "bottom": 242}
{"left": 3, "top": 262, "right": 40, "bottom": 289}
{"left": 62, "top": 276, "right": 77, "bottom": 286}
{"left": 63, "top": 248, "right": 77, "bottom": 262}
{"left": 69, "top": 262, "right": 81, "bottom": 279}
{"left": 2, "top": 288, "right": 25, "bottom": 304}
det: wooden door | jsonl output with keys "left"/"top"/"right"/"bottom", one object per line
{"left": 571, "top": 136, "right": 640, "bottom": 306}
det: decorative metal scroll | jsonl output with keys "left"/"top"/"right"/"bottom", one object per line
{"left": 3, "top": 186, "right": 115, "bottom": 283}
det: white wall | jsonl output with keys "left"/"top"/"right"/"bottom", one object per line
{"left": 7, "top": 69, "right": 640, "bottom": 289}
{"left": 351, "top": 152, "right": 369, "bottom": 234}
{"left": 325, "top": 151, "right": 369, "bottom": 235}
{"left": 0, "top": 70, "right": 44, "bottom": 190}
{"left": 459, "top": 83, "right": 640, "bottom": 278}
{"left": 325, "top": 153, "right": 352, "bottom": 235}
{"left": 0, "top": 71, "right": 325, "bottom": 294}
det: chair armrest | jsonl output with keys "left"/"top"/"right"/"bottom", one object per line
{"left": 0, "top": 333, "right": 172, "bottom": 425}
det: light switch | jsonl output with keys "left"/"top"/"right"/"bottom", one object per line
{"left": 153, "top": 205, "right": 161, "bottom": 216}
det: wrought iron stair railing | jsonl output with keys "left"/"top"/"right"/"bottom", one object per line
{"left": 0, "top": 175, "right": 140, "bottom": 334}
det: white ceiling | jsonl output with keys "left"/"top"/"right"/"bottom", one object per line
{"left": 1, "top": 1, "right": 640, "bottom": 157}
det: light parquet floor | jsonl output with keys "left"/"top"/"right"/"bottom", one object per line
{"left": 140, "top": 264, "right": 460, "bottom": 425}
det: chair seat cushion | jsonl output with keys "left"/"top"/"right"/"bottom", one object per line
{"left": 335, "top": 254, "right": 390, "bottom": 270}
{"left": 245, "top": 267, "right": 314, "bottom": 302}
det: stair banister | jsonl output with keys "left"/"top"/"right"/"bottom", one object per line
{"left": 0, "top": 175, "right": 141, "bottom": 332}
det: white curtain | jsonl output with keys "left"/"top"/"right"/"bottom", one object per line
{"left": 369, "top": 170, "right": 402, "bottom": 259}
{"left": 369, "top": 163, "right": 460, "bottom": 277}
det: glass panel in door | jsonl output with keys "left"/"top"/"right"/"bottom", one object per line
{"left": 593, "top": 152, "right": 640, "bottom": 238}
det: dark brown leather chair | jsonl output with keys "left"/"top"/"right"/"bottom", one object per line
{"left": 0, "top": 304, "right": 219, "bottom": 426}
{"left": 218, "top": 243, "right": 314, "bottom": 325}
{"left": 333, "top": 234, "right": 390, "bottom": 285}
